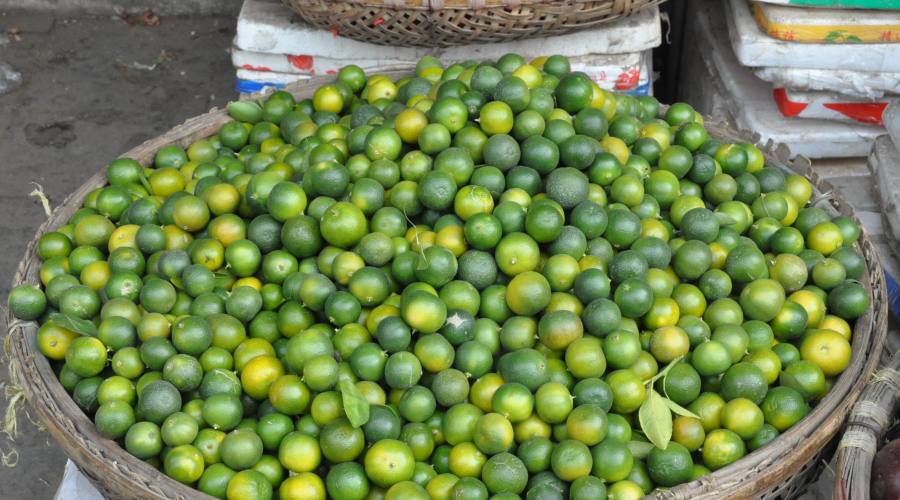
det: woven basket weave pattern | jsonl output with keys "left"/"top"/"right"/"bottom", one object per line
{"left": 3, "top": 72, "right": 888, "bottom": 499}
{"left": 280, "top": 0, "right": 663, "bottom": 46}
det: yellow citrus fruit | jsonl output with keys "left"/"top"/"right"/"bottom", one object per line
{"left": 819, "top": 314, "right": 852, "bottom": 340}
{"left": 788, "top": 290, "right": 826, "bottom": 328}
{"left": 108, "top": 224, "right": 140, "bottom": 252}
{"left": 241, "top": 355, "right": 285, "bottom": 400}
{"left": 800, "top": 329, "right": 852, "bottom": 377}
{"left": 600, "top": 136, "right": 630, "bottom": 165}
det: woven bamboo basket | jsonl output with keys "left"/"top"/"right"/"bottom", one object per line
{"left": 3, "top": 71, "right": 888, "bottom": 499}
{"left": 280, "top": 0, "right": 664, "bottom": 47}
{"left": 833, "top": 351, "right": 900, "bottom": 500}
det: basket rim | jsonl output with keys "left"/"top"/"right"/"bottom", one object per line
{"left": 279, "top": 0, "right": 666, "bottom": 47}
{"left": 3, "top": 70, "right": 888, "bottom": 500}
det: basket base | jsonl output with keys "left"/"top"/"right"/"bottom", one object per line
{"left": 279, "top": 0, "right": 664, "bottom": 47}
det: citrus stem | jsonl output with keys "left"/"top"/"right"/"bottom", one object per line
{"left": 645, "top": 355, "right": 685, "bottom": 386}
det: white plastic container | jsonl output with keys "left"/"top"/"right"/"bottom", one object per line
{"left": 726, "top": 0, "right": 900, "bottom": 72}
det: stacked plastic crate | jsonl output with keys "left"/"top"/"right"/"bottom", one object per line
{"left": 681, "top": 0, "right": 899, "bottom": 159}
{"left": 231, "top": 0, "right": 662, "bottom": 96}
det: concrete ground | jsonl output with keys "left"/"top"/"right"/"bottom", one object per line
{"left": 0, "top": 0, "right": 241, "bottom": 16}
{"left": 0, "top": 8, "right": 236, "bottom": 498}
{"left": 0, "top": 5, "right": 897, "bottom": 500}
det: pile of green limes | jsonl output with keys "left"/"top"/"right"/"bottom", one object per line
{"left": 8, "top": 53, "right": 871, "bottom": 500}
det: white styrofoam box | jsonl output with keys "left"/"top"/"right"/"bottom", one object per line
{"left": 690, "top": 2, "right": 883, "bottom": 158}
{"left": 233, "top": 49, "right": 417, "bottom": 76}
{"left": 726, "top": 0, "right": 900, "bottom": 72}
{"left": 753, "top": 66, "right": 900, "bottom": 99}
{"left": 236, "top": 50, "right": 654, "bottom": 97}
{"left": 569, "top": 51, "right": 653, "bottom": 94}
{"left": 235, "top": 0, "right": 661, "bottom": 61}
{"left": 232, "top": 48, "right": 652, "bottom": 93}
{"left": 754, "top": 0, "right": 900, "bottom": 41}
{"left": 781, "top": 88, "right": 875, "bottom": 104}
{"left": 756, "top": 0, "right": 900, "bottom": 8}
{"left": 237, "top": 69, "right": 309, "bottom": 86}
{"left": 773, "top": 88, "right": 892, "bottom": 125}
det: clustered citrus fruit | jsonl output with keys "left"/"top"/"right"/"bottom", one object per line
{"left": 9, "top": 53, "right": 870, "bottom": 500}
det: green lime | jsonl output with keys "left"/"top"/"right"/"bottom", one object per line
{"left": 125, "top": 421, "right": 163, "bottom": 459}
{"left": 604, "top": 208, "right": 641, "bottom": 248}
{"left": 137, "top": 379, "right": 182, "bottom": 425}
{"left": 614, "top": 278, "right": 653, "bottom": 319}
{"left": 555, "top": 75, "right": 593, "bottom": 113}
{"left": 550, "top": 439, "right": 592, "bottom": 481}
{"left": 8, "top": 284, "right": 47, "bottom": 320}
{"left": 94, "top": 401, "right": 136, "bottom": 439}
{"left": 648, "top": 442, "right": 693, "bottom": 487}
{"left": 827, "top": 280, "right": 870, "bottom": 319}
{"left": 702, "top": 429, "right": 746, "bottom": 471}
{"left": 164, "top": 444, "right": 205, "bottom": 484}
{"left": 545, "top": 167, "right": 589, "bottom": 210}
{"left": 483, "top": 134, "right": 520, "bottom": 171}
{"left": 227, "top": 469, "right": 274, "bottom": 499}
{"left": 506, "top": 271, "right": 551, "bottom": 316}
{"left": 365, "top": 439, "right": 416, "bottom": 488}
{"left": 496, "top": 348, "right": 548, "bottom": 392}
{"left": 482, "top": 452, "right": 527, "bottom": 494}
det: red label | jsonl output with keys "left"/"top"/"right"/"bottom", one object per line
{"left": 241, "top": 64, "right": 271, "bottom": 72}
{"left": 823, "top": 102, "right": 887, "bottom": 125}
{"left": 774, "top": 88, "right": 886, "bottom": 125}
{"left": 772, "top": 88, "right": 808, "bottom": 117}
{"left": 288, "top": 55, "right": 314, "bottom": 71}
{"left": 614, "top": 68, "right": 640, "bottom": 90}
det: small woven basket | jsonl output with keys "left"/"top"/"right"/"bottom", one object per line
{"left": 280, "top": 0, "right": 664, "bottom": 47}
{"left": 2, "top": 72, "right": 888, "bottom": 499}
{"left": 833, "top": 351, "right": 900, "bottom": 500}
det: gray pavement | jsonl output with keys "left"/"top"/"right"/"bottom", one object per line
{"left": 0, "top": 9, "right": 236, "bottom": 498}
{"left": 0, "top": 0, "right": 240, "bottom": 16}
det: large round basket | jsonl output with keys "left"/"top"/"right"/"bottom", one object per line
{"left": 4, "top": 71, "right": 888, "bottom": 499}
{"left": 280, "top": 0, "right": 664, "bottom": 47}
